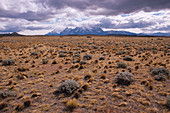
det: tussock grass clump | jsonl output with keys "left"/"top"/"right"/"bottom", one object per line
{"left": 2, "top": 59, "right": 15, "bottom": 66}
{"left": 66, "top": 98, "right": 78, "bottom": 109}
{"left": 54, "top": 80, "right": 80, "bottom": 95}
{"left": 114, "top": 72, "right": 134, "bottom": 85}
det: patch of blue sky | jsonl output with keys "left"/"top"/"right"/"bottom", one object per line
{"left": 42, "top": 22, "right": 55, "bottom": 24}
{"left": 68, "top": 18, "right": 89, "bottom": 22}
{"left": 56, "top": 18, "right": 62, "bottom": 22}
{"left": 82, "top": 18, "right": 89, "bottom": 21}
{"left": 121, "top": 14, "right": 130, "bottom": 17}
{"left": 152, "top": 13, "right": 163, "bottom": 16}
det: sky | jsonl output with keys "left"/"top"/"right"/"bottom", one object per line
{"left": 0, "top": 0, "right": 170, "bottom": 35}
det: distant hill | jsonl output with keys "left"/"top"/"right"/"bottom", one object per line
{"left": 0, "top": 32, "right": 23, "bottom": 36}
{"left": 46, "top": 27, "right": 170, "bottom": 37}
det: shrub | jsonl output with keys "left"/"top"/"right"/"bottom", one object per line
{"left": 151, "top": 67, "right": 169, "bottom": 77}
{"left": 58, "top": 50, "right": 67, "bottom": 53}
{"left": 99, "top": 57, "right": 105, "bottom": 60}
{"left": 154, "top": 74, "right": 166, "bottom": 81}
{"left": 30, "top": 52, "right": 38, "bottom": 56}
{"left": 117, "top": 62, "right": 127, "bottom": 68}
{"left": 83, "top": 54, "right": 92, "bottom": 60}
{"left": 2, "top": 59, "right": 15, "bottom": 66}
{"left": 59, "top": 53, "right": 66, "bottom": 57}
{"left": 0, "top": 102, "right": 8, "bottom": 110}
{"left": 117, "top": 51, "right": 126, "bottom": 55}
{"left": 123, "top": 56, "right": 133, "bottom": 61}
{"left": 79, "top": 60, "right": 87, "bottom": 65}
{"left": 166, "top": 96, "right": 170, "bottom": 110}
{"left": 42, "top": 59, "right": 49, "bottom": 64}
{"left": 0, "top": 91, "right": 16, "bottom": 99}
{"left": 55, "top": 80, "right": 80, "bottom": 95}
{"left": 87, "top": 36, "right": 92, "bottom": 38}
{"left": 114, "top": 72, "right": 134, "bottom": 85}
{"left": 73, "top": 54, "right": 81, "bottom": 58}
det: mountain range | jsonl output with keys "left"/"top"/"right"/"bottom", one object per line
{"left": 46, "top": 27, "right": 170, "bottom": 36}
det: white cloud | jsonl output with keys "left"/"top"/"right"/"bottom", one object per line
{"left": 0, "top": 0, "right": 169, "bottom": 35}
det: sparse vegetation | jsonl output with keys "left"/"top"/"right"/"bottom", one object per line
{"left": 0, "top": 36, "right": 169, "bottom": 112}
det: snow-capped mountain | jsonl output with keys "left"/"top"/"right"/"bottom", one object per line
{"left": 45, "top": 27, "right": 170, "bottom": 36}
{"left": 46, "top": 27, "right": 105, "bottom": 36}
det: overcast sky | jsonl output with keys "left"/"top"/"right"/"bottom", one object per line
{"left": 0, "top": 0, "right": 170, "bottom": 35}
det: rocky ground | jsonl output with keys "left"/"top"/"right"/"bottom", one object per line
{"left": 0, "top": 36, "right": 169, "bottom": 113}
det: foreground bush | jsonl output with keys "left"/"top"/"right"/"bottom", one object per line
{"left": 2, "top": 59, "right": 15, "bottom": 66}
{"left": 151, "top": 67, "right": 169, "bottom": 77}
{"left": 114, "top": 72, "right": 134, "bottom": 85}
{"left": 117, "top": 62, "right": 127, "bottom": 68}
{"left": 54, "top": 80, "right": 80, "bottom": 95}
{"left": 123, "top": 56, "right": 133, "bottom": 61}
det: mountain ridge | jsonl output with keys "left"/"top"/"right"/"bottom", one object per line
{"left": 46, "top": 27, "right": 170, "bottom": 36}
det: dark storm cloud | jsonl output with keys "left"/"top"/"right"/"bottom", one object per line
{"left": 1, "top": 0, "right": 170, "bottom": 21}
{"left": 96, "top": 18, "right": 155, "bottom": 29}
{"left": 40, "top": 0, "right": 90, "bottom": 10}
{"left": 43, "top": 0, "right": 170, "bottom": 15}
{"left": 0, "top": 8, "right": 54, "bottom": 21}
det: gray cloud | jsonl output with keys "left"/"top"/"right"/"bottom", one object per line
{"left": 0, "top": 8, "right": 54, "bottom": 21}
{"left": 152, "top": 25, "right": 170, "bottom": 31}
{"left": 43, "top": 0, "right": 170, "bottom": 15}
{"left": 27, "top": 26, "right": 51, "bottom": 30}
{"left": 0, "top": 0, "right": 170, "bottom": 21}
{"left": 0, "top": 24, "right": 24, "bottom": 32}
{"left": 96, "top": 18, "right": 155, "bottom": 29}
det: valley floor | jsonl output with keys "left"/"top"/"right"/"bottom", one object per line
{"left": 0, "top": 36, "right": 169, "bottom": 113}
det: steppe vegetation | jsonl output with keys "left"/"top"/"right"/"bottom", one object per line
{"left": 0, "top": 35, "right": 169, "bottom": 113}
